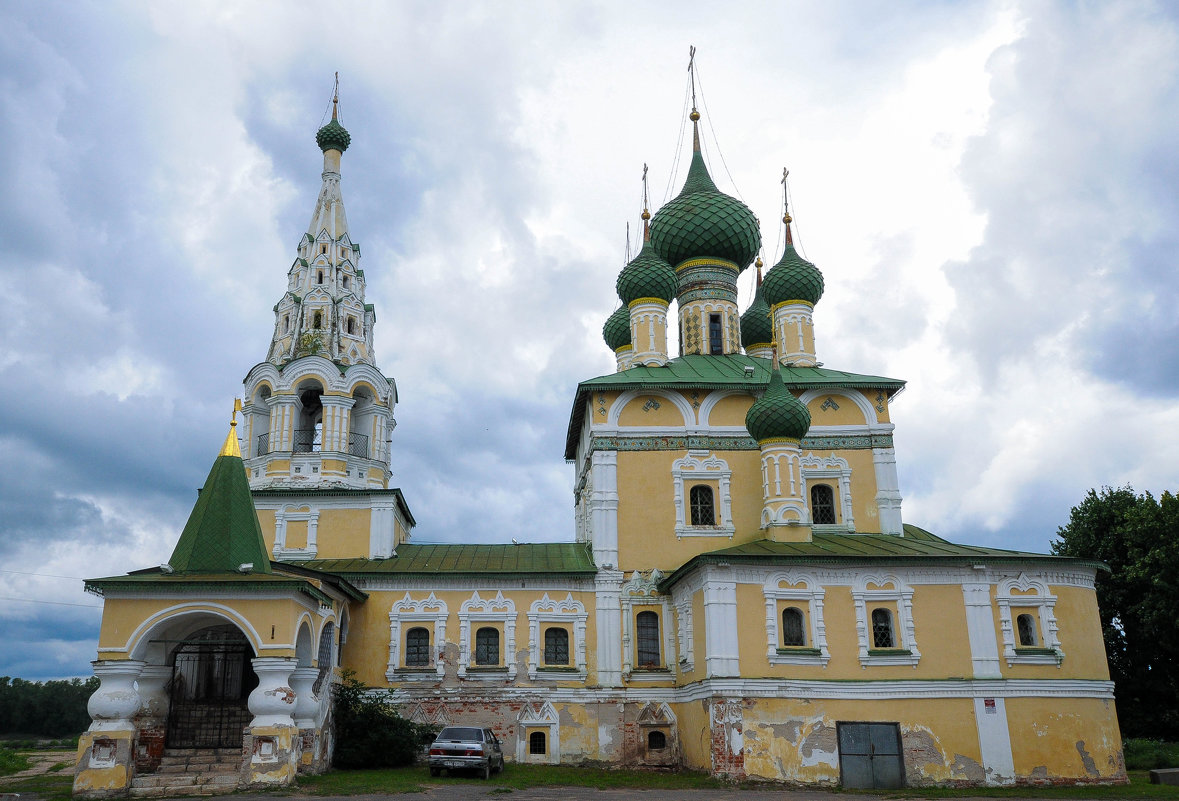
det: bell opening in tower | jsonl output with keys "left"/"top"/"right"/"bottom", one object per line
{"left": 295, "top": 383, "right": 324, "bottom": 454}
{"left": 709, "top": 314, "right": 723, "bottom": 355}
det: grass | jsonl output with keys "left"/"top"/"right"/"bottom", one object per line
{"left": 0, "top": 769, "right": 74, "bottom": 801}
{"left": 0, "top": 746, "right": 31, "bottom": 776}
{"left": 1126, "top": 739, "right": 1179, "bottom": 771}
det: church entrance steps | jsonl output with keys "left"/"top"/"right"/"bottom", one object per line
{"left": 130, "top": 748, "right": 242, "bottom": 797}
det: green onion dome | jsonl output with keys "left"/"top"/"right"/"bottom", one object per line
{"left": 603, "top": 306, "right": 632, "bottom": 351}
{"left": 650, "top": 149, "right": 761, "bottom": 271}
{"left": 762, "top": 243, "right": 824, "bottom": 307}
{"left": 741, "top": 276, "right": 773, "bottom": 348}
{"left": 316, "top": 118, "right": 351, "bottom": 153}
{"left": 616, "top": 240, "right": 677, "bottom": 304}
{"left": 745, "top": 367, "right": 811, "bottom": 443}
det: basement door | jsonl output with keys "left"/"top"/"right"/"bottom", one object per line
{"left": 837, "top": 722, "right": 903, "bottom": 789}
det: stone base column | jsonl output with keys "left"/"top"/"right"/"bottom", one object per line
{"left": 73, "top": 660, "right": 144, "bottom": 798}
{"left": 132, "top": 664, "right": 171, "bottom": 774}
{"left": 289, "top": 666, "right": 325, "bottom": 774}
{"left": 242, "top": 657, "right": 299, "bottom": 788}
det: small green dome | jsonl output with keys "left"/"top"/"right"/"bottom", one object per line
{"left": 745, "top": 367, "right": 811, "bottom": 443}
{"left": 762, "top": 243, "right": 823, "bottom": 307}
{"left": 316, "top": 118, "right": 351, "bottom": 153}
{"left": 650, "top": 150, "right": 761, "bottom": 270}
{"left": 603, "top": 306, "right": 632, "bottom": 351}
{"left": 740, "top": 280, "right": 773, "bottom": 347}
{"left": 616, "top": 241, "right": 677, "bottom": 304}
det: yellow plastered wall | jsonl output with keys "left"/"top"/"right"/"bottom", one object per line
{"left": 257, "top": 509, "right": 278, "bottom": 552}
{"left": 741, "top": 696, "right": 984, "bottom": 784}
{"left": 1006, "top": 697, "right": 1124, "bottom": 780}
{"left": 866, "top": 389, "right": 892, "bottom": 424}
{"left": 617, "top": 394, "right": 689, "bottom": 427}
{"left": 807, "top": 394, "right": 872, "bottom": 426}
{"left": 704, "top": 392, "right": 755, "bottom": 426}
{"left": 674, "top": 700, "right": 712, "bottom": 770}
{"left": 316, "top": 509, "right": 370, "bottom": 558}
{"left": 616, "top": 449, "right": 764, "bottom": 572}
{"left": 95, "top": 596, "right": 307, "bottom": 660}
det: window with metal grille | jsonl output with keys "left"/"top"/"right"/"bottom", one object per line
{"left": 636, "top": 611, "right": 660, "bottom": 667}
{"left": 781, "top": 607, "right": 806, "bottom": 646}
{"left": 529, "top": 731, "right": 546, "bottom": 754}
{"left": 648, "top": 730, "right": 667, "bottom": 750}
{"left": 475, "top": 627, "right": 500, "bottom": 665}
{"left": 709, "top": 313, "right": 723, "bottom": 354}
{"left": 405, "top": 627, "right": 430, "bottom": 666}
{"left": 810, "top": 484, "right": 836, "bottom": 524}
{"left": 689, "top": 485, "right": 715, "bottom": 526}
{"left": 312, "top": 622, "right": 334, "bottom": 695}
{"left": 1017, "top": 614, "right": 1038, "bottom": 646}
{"left": 544, "top": 628, "right": 569, "bottom": 665}
{"left": 871, "top": 608, "right": 895, "bottom": 648}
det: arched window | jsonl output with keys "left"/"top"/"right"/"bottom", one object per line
{"left": 312, "top": 622, "right": 335, "bottom": 695}
{"left": 475, "top": 627, "right": 500, "bottom": 665}
{"left": 636, "top": 611, "right": 660, "bottom": 667}
{"left": 312, "top": 310, "right": 323, "bottom": 328}
{"left": 781, "top": 607, "right": 806, "bottom": 647}
{"left": 529, "top": 731, "right": 546, "bottom": 755}
{"left": 317, "top": 269, "right": 324, "bottom": 284}
{"left": 810, "top": 484, "right": 836, "bottom": 525}
{"left": 283, "top": 314, "right": 290, "bottom": 332}
{"left": 347, "top": 316, "right": 356, "bottom": 335}
{"left": 405, "top": 627, "right": 430, "bottom": 667}
{"left": 544, "top": 628, "right": 569, "bottom": 665}
{"left": 871, "top": 608, "right": 895, "bottom": 648}
{"left": 648, "top": 730, "right": 667, "bottom": 750}
{"left": 689, "top": 485, "right": 715, "bottom": 526}
{"left": 1017, "top": 614, "right": 1038, "bottom": 646}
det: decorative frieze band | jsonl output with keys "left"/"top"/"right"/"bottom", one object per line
{"left": 588, "top": 433, "right": 894, "bottom": 453}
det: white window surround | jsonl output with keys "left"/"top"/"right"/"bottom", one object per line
{"left": 763, "top": 572, "right": 830, "bottom": 666}
{"left": 458, "top": 591, "right": 517, "bottom": 679}
{"left": 799, "top": 454, "right": 855, "bottom": 533}
{"left": 852, "top": 574, "right": 921, "bottom": 666}
{"left": 273, "top": 504, "right": 320, "bottom": 560}
{"left": 620, "top": 569, "right": 674, "bottom": 679}
{"left": 516, "top": 701, "right": 559, "bottom": 764}
{"left": 526, "top": 593, "right": 588, "bottom": 680}
{"left": 997, "top": 574, "right": 1064, "bottom": 666}
{"left": 385, "top": 592, "right": 447, "bottom": 682}
{"left": 671, "top": 451, "right": 735, "bottom": 538}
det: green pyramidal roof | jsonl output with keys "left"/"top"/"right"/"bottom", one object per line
{"left": 167, "top": 434, "right": 272, "bottom": 575}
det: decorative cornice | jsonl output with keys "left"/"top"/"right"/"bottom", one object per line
{"left": 586, "top": 433, "right": 893, "bottom": 454}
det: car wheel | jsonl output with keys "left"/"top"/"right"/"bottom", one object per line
{"left": 429, "top": 767, "right": 440, "bottom": 777}
{"left": 496, "top": 757, "right": 504, "bottom": 774}
{"left": 481, "top": 763, "right": 491, "bottom": 780}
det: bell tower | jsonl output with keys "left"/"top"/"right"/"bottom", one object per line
{"left": 239, "top": 81, "right": 398, "bottom": 492}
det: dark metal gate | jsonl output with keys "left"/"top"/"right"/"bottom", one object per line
{"left": 165, "top": 626, "right": 256, "bottom": 749}
{"left": 837, "top": 722, "right": 904, "bottom": 789}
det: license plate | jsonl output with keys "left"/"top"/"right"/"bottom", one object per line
{"left": 445, "top": 760, "right": 465, "bottom": 768}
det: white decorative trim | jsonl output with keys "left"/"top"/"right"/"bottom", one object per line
{"left": 605, "top": 388, "right": 694, "bottom": 428}
{"left": 526, "top": 594, "right": 588, "bottom": 681}
{"left": 799, "top": 453, "right": 855, "bottom": 532}
{"left": 595, "top": 570, "right": 624, "bottom": 687}
{"left": 673, "top": 593, "right": 695, "bottom": 674}
{"left": 671, "top": 450, "right": 735, "bottom": 538}
{"left": 701, "top": 565, "right": 740, "bottom": 677}
{"left": 458, "top": 591, "right": 517, "bottom": 679}
{"left": 516, "top": 701, "right": 560, "bottom": 764}
{"left": 587, "top": 451, "right": 619, "bottom": 568}
{"left": 386, "top": 592, "right": 448, "bottom": 682}
{"left": 852, "top": 574, "right": 921, "bottom": 666}
{"left": 996, "top": 573, "right": 1064, "bottom": 666}
{"left": 620, "top": 570, "right": 672, "bottom": 677}
{"left": 763, "top": 571, "right": 830, "bottom": 666}
{"left": 272, "top": 504, "right": 320, "bottom": 560}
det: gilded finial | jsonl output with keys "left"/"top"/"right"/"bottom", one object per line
{"left": 781, "top": 167, "right": 794, "bottom": 244}
{"left": 219, "top": 399, "right": 244, "bottom": 458}
{"left": 756, "top": 257, "right": 764, "bottom": 286}
{"left": 641, "top": 163, "right": 652, "bottom": 236}
{"left": 332, "top": 72, "right": 339, "bottom": 121}
{"left": 687, "top": 46, "right": 702, "bottom": 146}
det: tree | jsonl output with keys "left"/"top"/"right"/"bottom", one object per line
{"left": 1052, "top": 486, "right": 1179, "bottom": 739}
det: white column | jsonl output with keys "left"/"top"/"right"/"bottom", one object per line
{"left": 271, "top": 396, "right": 298, "bottom": 452}
{"left": 86, "top": 660, "right": 144, "bottom": 731}
{"left": 594, "top": 570, "right": 623, "bottom": 687}
{"left": 248, "top": 657, "right": 298, "bottom": 728}
{"left": 588, "top": 451, "right": 619, "bottom": 568}
{"left": 289, "top": 667, "right": 320, "bottom": 729}
{"left": 702, "top": 567, "right": 740, "bottom": 677}
{"left": 320, "top": 396, "right": 354, "bottom": 454}
{"left": 872, "top": 447, "right": 904, "bottom": 535}
{"left": 134, "top": 664, "right": 172, "bottom": 726}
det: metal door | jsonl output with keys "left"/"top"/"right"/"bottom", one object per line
{"left": 837, "top": 722, "right": 903, "bottom": 789}
{"left": 165, "top": 626, "right": 256, "bottom": 749}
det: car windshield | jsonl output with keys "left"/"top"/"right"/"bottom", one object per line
{"left": 437, "top": 727, "right": 483, "bottom": 741}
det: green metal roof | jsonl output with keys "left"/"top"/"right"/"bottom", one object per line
{"left": 763, "top": 242, "right": 824, "bottom": 307}
{"left": 745, "top": 365, "right": 811, "bottom": 442}
{"left": 300, "top": 542, "right": 596, "bottom": 578}
{"left": 659, "top": 525, "right": 1106, "bottom": 590}
{"left": 85, "top": 572, "right": 335, "bottom": 606}
{"left": 167, "top": 451, "right": 272, "bottom": 575}
{"left": 603, "top": 306, "right": 632, "bottom": 351}
{"left": 316, "top": 118, "right": 351, "bottom": 153}
{"left": 564, "top": 354, "right": 905, "bottom": 459}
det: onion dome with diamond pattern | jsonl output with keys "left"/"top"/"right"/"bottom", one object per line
{"left": 745, "top": 365, "right": 811, "bottom": 443}
{"left": 603, "top": 305, "right": 632, "bottom": 351}
{"left": 316, "top": 118, "right": 351, "bottom": 153}
{"left": 763, "top": 243, "right": 824, "bottom": 307}
{"left": 616, "top": 240, "right": 677, "bottom": 304}
{"left": 741, "top": 271, "right": 773, "bottom": 348}
{"left": 650, "top": 134, "right": 761, "bottom": 271}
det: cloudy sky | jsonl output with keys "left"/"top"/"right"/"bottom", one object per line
{"left": 2, "top": 0, "right": 1178, "bottom": 680}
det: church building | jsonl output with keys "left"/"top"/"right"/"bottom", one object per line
{"left": 73, "top": 82, "right": 1126, "bottom": 797}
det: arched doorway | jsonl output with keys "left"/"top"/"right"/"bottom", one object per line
{"left": 166, "top": 624, "right": 257, "bottom": 748}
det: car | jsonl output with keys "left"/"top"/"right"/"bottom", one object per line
{"left": 427, "top": 726, "right": 505, "bottom": 779}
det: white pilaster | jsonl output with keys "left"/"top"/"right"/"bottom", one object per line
{"left": 973, "top": 696, "right": 1016, "bottom": 785}
{"left": 872, "top": 447, "right": 904, "bottom": 535}
{"left": 588, "top": 451, "right": 619, "bottom": 568}
{"left": 594, "top": 570, "right": 623, "bottom": 687}
{"left": 370, "top": 498, "right": 397, "bottom": 557}
{"left": 962, "top": 581, "right": 1002, "bottom": 678}
{"left": 702, "top": 567, "right": 740, "bottom": 677}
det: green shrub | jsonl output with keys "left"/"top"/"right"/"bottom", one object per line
{"left": 331, "top": 671, "right": 435, "bottom": 769}
{"left": 1123, "top": 738, "right": 1179, "bottom": 770}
